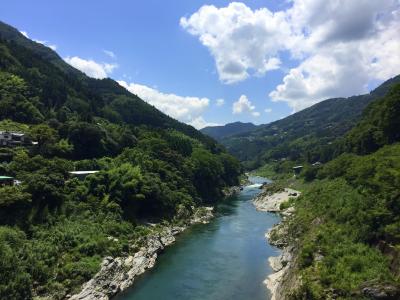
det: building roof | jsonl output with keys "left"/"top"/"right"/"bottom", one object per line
{"left": 69, "top": 171, "right": 99, "bottom": 175}
{"left": 0, "top": 176, "right": 14, "bottom": 180}
{"left": 0, "top": 131, "right": 24, "bottom": 135}
{"left": 293, "top": 165, "right": 303, "bottom": 169}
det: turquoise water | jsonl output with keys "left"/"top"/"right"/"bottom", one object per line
{"left": 115, "top": 176, "right": 280, "bottom": 300}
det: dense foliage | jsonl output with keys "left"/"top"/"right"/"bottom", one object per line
{"left": 345, "top": 83, "right": 400, "bottom": 155}
{"left": 262, "top": 83, "right": 400, "bottom": 298}
{"left": 0, "top": 22, "right": 241, "bottom": 299}
{"left": 289, "top": 144, "right": 400, "bottom": 298}
{"left": 201, "top": 121, "right": 257, "bottom": 140}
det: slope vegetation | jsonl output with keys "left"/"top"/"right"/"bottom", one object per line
{"left": 270, "top": 83, "right": 400, "bottom": 299}
{"left": 0, "top": 21, "right": 241, "bottom": 299}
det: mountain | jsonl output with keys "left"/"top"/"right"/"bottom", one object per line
{"left": 220, "top": 75, "right": 400, "bottom": 168}
{"left": 0, "top": 21, "right": 213, "bottom": 147}
{"left": 0, "top": 21, "right": 241, "bottom": 299}
{"left": 0, "top": 21, "right": 81, "bottom": 75}
{"left": 201, "top": 121, "right": 257, "bottom": 140}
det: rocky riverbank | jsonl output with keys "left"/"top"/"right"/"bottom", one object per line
{"left": 223, "top": 184, "right": 243, "bottom": 197}
{"left": 253, "top": 186, "right": 300, "bottom": 300}
{"left": 253, "top": 188, "right": 300, "bottom": 212}
{"left": 68, "top": 207, "right": 214, "bottom": 300}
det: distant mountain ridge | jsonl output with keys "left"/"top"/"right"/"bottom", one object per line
{"left": 201, "top": 121, "right": 257, "bottom": 140}
{"left": 218, "top": 75, "right": 400, "bottom": 168}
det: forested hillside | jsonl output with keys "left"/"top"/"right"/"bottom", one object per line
{"left": 0, "top": 21, "right": 241, "bottom": 299}
{"left": 201, "top": 121, "right": 257, "bottom": 140}
{"left": 266, "top": 82, "right": 400, "bottom": 298}
{"left": 220, "top": 75, "right": 400, "bottom": 169}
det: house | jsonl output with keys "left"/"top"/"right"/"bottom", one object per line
{"left": 69, "top": 170, "right": 99, "bottom": 180}
{"left": 0, "top": 176, "right": 14, "bottom": 186}
{"left": 0, "top": 131, "right": 29, "bottom": 147}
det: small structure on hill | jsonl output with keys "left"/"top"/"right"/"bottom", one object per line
{"left": 292, "top": 165, "right": 303, "bottom": 175}
{"left": 0, "top": 131, "right": 33, "bottom": 147}
{"left": 69, "top": 170, "right": 99, "bottom": 180}
{"left": 0, "top": 176, "right": 14, "bottom": 186}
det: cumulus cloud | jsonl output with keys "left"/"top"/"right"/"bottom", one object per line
{"left": 216, "top": 98, "right": 225, "bottom": 106}
{"left": 117, "top": 80, "right": 212, "bottom": 128}
{"left": 232, "top": 95, "right": 260, "bottom": 117}
{"left": 182, "top": 1, "right": 400, "bottom": 111}
{"left": 265, "top": 108, "right": 272, "bottom": 113}
{"left": 64, "top": 56, "right": 118, "bottom": 79}
{"left": 180, "top": 2, "right": 288, "bottom": 84}
{"left": 269, "top": 0, "right": 400, "bottom": 111}
{"left": 189, "top": 117, "right": 220, "bottom": 129}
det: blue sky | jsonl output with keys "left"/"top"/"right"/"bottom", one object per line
{"left": 1, "top": 1, "right": 399, "bottom": 128}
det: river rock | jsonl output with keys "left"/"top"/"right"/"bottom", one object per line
{"left": 68, "top": 207, "right": 214, "bottom": 300}
{"left": 69, "top": 237, "right": 162, "bottom": 300}
{"left": 362, "top": 284, "right": 400, "bottom": 299}
{"left": 255, "top": 188, "right": 300, "bottom": 300}
{"left": 253, "top": 188, "right": 300, "bottom": 212}
{"left": 190, "top": 206, "right": 214, "bottom": 224}
{"left": 223, "top": 186, "right": 241, "bottom": 197}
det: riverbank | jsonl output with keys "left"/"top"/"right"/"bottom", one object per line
{"left": 68, "top": 207, "right": 214, "bottom": 300}
{"left": 113, "top": 175, "right": 280, "bottom": 300}
{"left": 253, "top": 186, "right": 300, "bottom": 300}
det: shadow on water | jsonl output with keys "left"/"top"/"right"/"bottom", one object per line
{"left": 115, "top": 176, "right": 279, "bottom": 300}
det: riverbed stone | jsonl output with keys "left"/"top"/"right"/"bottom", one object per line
{"left": 253, "top": 188, "right": 300, "bottom": 212}
{"left": 68, "top": 206, "right": 214, "bottom": 300}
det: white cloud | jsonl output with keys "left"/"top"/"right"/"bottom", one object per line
{"left": 20, "top": 31, "right": 29, "bottom": 38}
{"left": 232, "top": 95, "right": 260, "bottom": 117}
{"left": 265, "top": 108, "right": 272, "bottom": 113}
{"left": 64, "top": 56, "right": 118, "bottom": 79}
{"left": 35, "top": 39, "right": 57, "bottom": 50}
{"left": 189, "top": 117, "right": 220, "bottom": 129}
{"left": 182, "top": 1, "right": 400, "bottom": 111}
{"left": 269, "top": 0, "right": 400, "bottom": 111}
{"left": 180, "top": 2, "right": 289, "bottom": 84}
{"left": 103, "top": 50, "right": 116, "bottom": 59}
{"left": 117, "top": 80, "right": 211, "bottom": 128}
{"left": 19, "top": 30, "right": 57, "bottom": 50}
{"left": 216, "top": 98, "right": 225, "bottom": 106}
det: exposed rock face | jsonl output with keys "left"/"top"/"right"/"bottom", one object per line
{"left": 190, "top": 206, "right": 214, "bottom": 224}
{"left": 223, "top": 186, "right": 241, "bottom": 197}
{"left": 265, "top": 224, "right": 296, "bottom": 300}
{"left": 362, "top": 284, "right": 400, "bottom": 299}
{"left": 253, "top": 188, "right": 300, "bottom": 212}
{"left": 68, "top": 207, "right": 214, "bottom": 300}
{"left": 253, "top": 188, "right": 300, "bottom": 300}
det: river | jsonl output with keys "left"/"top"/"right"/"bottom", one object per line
{"left": 115, "top": 176, "right": 280, "bottom": 300}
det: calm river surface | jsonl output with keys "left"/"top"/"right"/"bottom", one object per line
{"left": 115, "top": 176, "right": 280, "bottom": 300}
